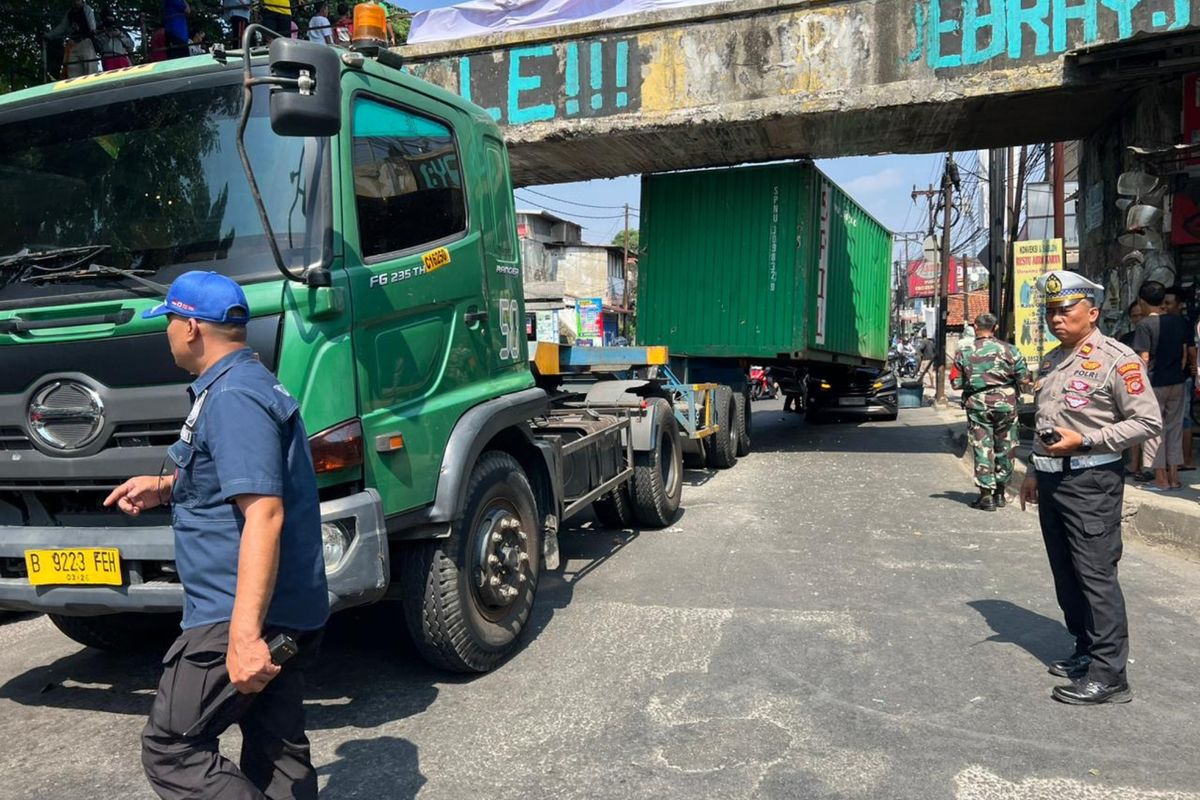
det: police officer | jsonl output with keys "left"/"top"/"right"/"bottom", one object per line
{"left": 104, "top": 271, "right": 328, "bottom": 798}
{"left": 1019, "top": 271, "right": 1161, "bottom": 705}
{"left": 952, "top": 313, "right": 1029, "bottom": 511}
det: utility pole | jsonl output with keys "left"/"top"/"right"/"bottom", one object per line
{"left": 911, "top": 183, "right": 940, "bottom": 336}
{"left": 622, "top": 203, "right": 630, "bottom": 335}
{"left": 1052, "top": 142, "right": 1066, "bottom": 242}
{"left": 987, "top": 148, "right": 1007, "bottom": 335}
{"left": 935, "top": 155, "right": 958, "bottom": 407}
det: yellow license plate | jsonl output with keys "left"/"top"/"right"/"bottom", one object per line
{"left": 25, "top": 548, "right": 122, "bottom": 586}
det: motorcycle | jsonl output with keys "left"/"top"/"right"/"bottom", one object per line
{"left": 749, "top": 366, "right": 777, "bottom": 400}
{"left": 889, "top": 348, "right": 919, "bottom": 378}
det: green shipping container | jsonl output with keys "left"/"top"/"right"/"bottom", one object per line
{"left": 637, "top": 162, "right": 892, "bottom": 364}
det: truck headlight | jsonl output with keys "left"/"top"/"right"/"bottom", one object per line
{"left": 322, "top": 521, "right": 353, "bottom": 571}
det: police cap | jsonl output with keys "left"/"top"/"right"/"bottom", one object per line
{"left": 1037, "top": 270, "right": 1104, "bottom": 309}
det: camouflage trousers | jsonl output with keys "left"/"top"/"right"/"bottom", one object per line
{"left": 966, "top": 407, "right": 1019, "bottom": 489}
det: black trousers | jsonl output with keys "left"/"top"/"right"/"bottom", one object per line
{"left": 1035, "top": 462, "right": 1129, "bottom": 684}
{"left": 142, "top": 621, "right": 322, "bottom": 800}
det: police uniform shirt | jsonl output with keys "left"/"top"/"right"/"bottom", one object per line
{"left": 167, "top": 348, "right": 329, "bottom": 632}
{"left": 1033, "top": 329, "right": 1161, "bottom": 457}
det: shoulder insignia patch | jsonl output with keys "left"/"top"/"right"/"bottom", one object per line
{"left": 1125, "top": 377, "right": 1146, "bottom": 395}
{"left": 1064, "top": 394, "right": 1090, "bottom": 409}
{"left": 1080, "top": 343, "right": 1095, "bottom": 356}
{"left": 1081, "top": 360, "right": 1101, "bottom": 370}
{"left": 1117, "top": 363, "right": 1140, "bottom": 375}
{"left": 1068, "top": 379, "right": 1091, "bottom": 392}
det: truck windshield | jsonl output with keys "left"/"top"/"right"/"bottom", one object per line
{"left": 0, "top": 73, "right": 329, "bottom": 310}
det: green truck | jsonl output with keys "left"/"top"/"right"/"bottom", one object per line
{"left": 637, "top": 163, "right": 894, "bottom": 427}
{"left": 0, "top": 40, "right": 687, "bottom": 672}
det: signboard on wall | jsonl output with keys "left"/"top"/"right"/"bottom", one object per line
{"left": 576, "top": 298, "right": 604, "bottom": 344}
{"left": 906, "top": 257, "right": 960, "bottom": 298}
{"left": 1012, "top": 239, "right": 1062, "bottom": 365}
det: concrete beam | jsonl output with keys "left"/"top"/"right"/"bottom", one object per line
{"left": 401, "top": 0, "right": 1196, "bottom": 184}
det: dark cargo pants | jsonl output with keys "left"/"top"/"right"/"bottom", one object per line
{"left": 1035, "top": 462, "right": 1129, "bottom": 684}
{"left": 142, "top": 621, "right": 322, "bottom": 800}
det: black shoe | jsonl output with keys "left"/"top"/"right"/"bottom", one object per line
{"left": 1052, "top": 679, "right": 1132, "bottom": 705}
{"left": 994, "top": 484, "right": 1007, "bottom": 508}
{"left": 1048, "top": 653, "right": 1092, "bottom": 678}
{"left": 970, "top": 491, "right": 996, "bottom": 511}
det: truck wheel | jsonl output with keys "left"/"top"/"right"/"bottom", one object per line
{"left": 400, "top": 451, "right": 540, "bottom": 673}
{"left": 48, "top": 612, "right": 180, "bottom": 653}
{"left": 705, "top": 386, "right": 738, "bottom": 469}
{"left": 631, "top": 398, "right": 683, "bottom": 527}
{"left": 593, "top": 485, "right": 634, "bottom": 529}
{"left": 734, "top": 389, "right": 752, "bottom": 457}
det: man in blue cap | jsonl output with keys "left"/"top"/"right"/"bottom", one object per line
{"left": 104, "top": 271, "right": 327, "bottom": 799}
{"left": 1020, "top": 270, "right": 1160, "bottom": 705}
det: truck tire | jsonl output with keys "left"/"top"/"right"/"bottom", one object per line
{"left": 593, "top": 485, "right": 634, "bottom": 529}
{"left": 48, "top": 612, "right": 180, "bottom": 653}
{"left": 400, "top": 451, "right": 540, "bottom": 673}
{"left": 631, "top": 398, "right": 683, "bottom": 527}
{"left": 705, "top": 386, "right": 738, "bottom": 469}
{"left": 734, "top": 389, "right": 752, "bottom": 457}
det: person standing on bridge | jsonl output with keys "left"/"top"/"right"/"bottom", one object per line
{"left": 1020, "top": 271, "right": 1160, "bottom": 705}
{"left": 952, "top": 313, "right": 1028, "bottom": 511}
{"left": 103, "top": 272, "right": 328, "bottom": 799}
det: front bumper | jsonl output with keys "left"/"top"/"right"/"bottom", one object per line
{"left": 0, "top": 490, "right": 389, "bottom": 616}
{"left": 810, "top": 391, "right": 898, "bottom": 416}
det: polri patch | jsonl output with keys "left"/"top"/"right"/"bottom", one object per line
{"left": 1081, "top": 360, "right": 1101, "bottom": 370}
{"left": 1068, "top": 379, "right": 1091, "bottom": 392}
{"left": 1064, "top": 394, "right": 1090, "bottom": 409}
{"left": 1118, "top": 363, "right": 1140, "bottom": 375}
{"left": 1125, "top": 377, "right": 1146, "bottom": 395}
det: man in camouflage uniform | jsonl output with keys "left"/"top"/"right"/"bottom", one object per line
{"left": 952, "top": 313, "right": 1029, "bottom": 511}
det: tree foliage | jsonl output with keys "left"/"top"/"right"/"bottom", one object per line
{"left": 611, "top": 228, "right": 639, "bottom": 253}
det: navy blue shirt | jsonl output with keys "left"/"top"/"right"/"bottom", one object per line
{"left": 168, "top": 348, "right": 328, "bottom": 631}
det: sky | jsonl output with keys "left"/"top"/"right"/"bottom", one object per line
{"left": 398, "top": 0, "right": 946, "bottom": 258}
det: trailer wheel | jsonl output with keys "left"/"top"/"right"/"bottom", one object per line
{"left": 631, "top": 398, "right": 683, "bottom": 527}
{"left": 400, "top": 451, "right": 540, "bottom": 673}
{"left": 705, "top": 386, "right": 738, "bottom": 469}
{"left": 734, "top": 389, "right": 752, "bottom": 457}
{"left": 593, "top": 485, "right": 634, "bottom": 529}
{"left": 48, "top": 613, "right": 180, "bottom": 653}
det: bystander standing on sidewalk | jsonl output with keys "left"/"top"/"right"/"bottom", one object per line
{"left": 47, "top": 0, "right": 100, "bottom": 78}
{"left": 1119, "top": 300, "right": 1148, "bottom": 479}
{"left": 162, "top": 0, "right": 191, "bottom": 59}
{"left": 223, "top": 0, "right": 250, "bottom": 47}
{"left": 1133, "top": 280, "right": 1190, "bottom": 491}
{"left": 306, "top": 2, "right": 333, "bottom": 43}
{"left": 1164, "top": 286, "right": 1197, "bottom": 472}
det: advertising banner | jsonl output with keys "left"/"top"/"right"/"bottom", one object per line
{"left": 1012, "top": 239, "right": 1062, "bottom": 366}
{"left": 906, "top": 257, "right": 960, "bottom": 298}
{"left": 576, "top": 298, "right": 604, "bottom": 344}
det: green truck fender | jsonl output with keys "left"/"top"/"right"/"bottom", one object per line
{"left": 384, "top": 387, "right": 560, "bottom": 540}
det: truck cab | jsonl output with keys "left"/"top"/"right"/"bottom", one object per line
{"left": 0, "top": 38, "right": 560, "bottom": 670}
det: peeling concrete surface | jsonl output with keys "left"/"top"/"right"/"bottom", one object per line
{"left": 398, "top": 0, "right": 1197, "bottom": 184}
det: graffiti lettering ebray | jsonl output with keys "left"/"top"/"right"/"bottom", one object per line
{"left": 414, "top": 37, "right": 640, "bottom": 126}
{"left": 907, "top": 0, "right": 1191, "bottom": 69}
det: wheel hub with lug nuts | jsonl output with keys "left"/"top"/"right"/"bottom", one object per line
{"left": 474, "top": 508, "right": 529, "bottom": 609}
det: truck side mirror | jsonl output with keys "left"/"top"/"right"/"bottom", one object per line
{"left": 267, "top": 38, "right": 341, "bottom": 137}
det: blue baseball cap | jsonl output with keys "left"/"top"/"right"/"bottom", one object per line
{"left": 142, "top": 271, "right": 251, "bottom": 324}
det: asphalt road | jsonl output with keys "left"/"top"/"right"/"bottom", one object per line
{"left": 2, "top": 403, "right": 1200, "bottom": 799}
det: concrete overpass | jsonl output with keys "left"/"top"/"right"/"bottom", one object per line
{"left": 401, "top": 0, "right": 1197, "bottom": 185}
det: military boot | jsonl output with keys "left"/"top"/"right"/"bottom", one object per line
{"left": 970, "top": 490, "right": 996, "bottom": 511}
{"left": 993, "top": 483, "right": 1007, "bottom": 508}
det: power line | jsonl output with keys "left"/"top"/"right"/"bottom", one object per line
{"left": 515, "top": 194, "right": 626, "bottom": 221}
{"left": 522, "top": 187, "right": 637, "bottom": 212}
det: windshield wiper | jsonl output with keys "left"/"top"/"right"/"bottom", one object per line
{"left": 0, "top": 245, "right": 111, "bottom": 275}
{"left": 22, "top": 262, "right": 169, "bottom": 295}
